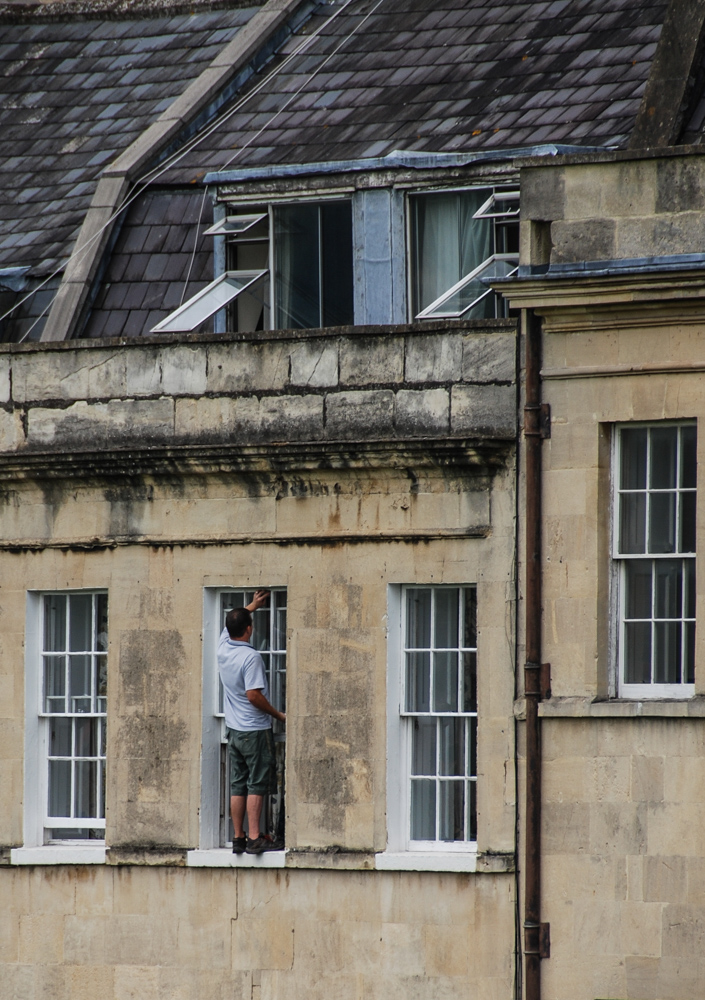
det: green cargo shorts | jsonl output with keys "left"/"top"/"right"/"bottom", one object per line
{"left": 227, "top": 727, "right": 277, "bottom": 796}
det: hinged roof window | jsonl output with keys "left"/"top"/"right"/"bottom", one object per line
{"left": 473, "top": 191, "right": 520, "bottom": 220}
{"left": 151, "top": 270, "right": 267, "bottom": 333}
{"left": 203, "top": 214, "right": 268, "bottom": 238}
{"left": 416, "top": 254, "right": 518, "bottom": 320}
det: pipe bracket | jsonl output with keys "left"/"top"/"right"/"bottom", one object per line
{"left": 524, "top": 661, "right": 551, "bottom": 700}
{"left": 524, "top": 402, "right": 551, "bottom": 439}
{"left": 524, "top": 921, "right": 550, "bottom": 959}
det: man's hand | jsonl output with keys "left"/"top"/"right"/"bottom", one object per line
{"left": 246, "top": 589, "right": 270, "bottom": 612}
{"left": 246, "top": 687, "right": 285, "bottom": 723}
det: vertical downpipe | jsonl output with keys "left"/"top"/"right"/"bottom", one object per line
{"left": 524, "top": 308, "right": 545, "bottom": 1000}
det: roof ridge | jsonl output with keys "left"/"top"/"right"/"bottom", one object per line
{"left": 0, "top": 0, "right": 262, "bottom": 25}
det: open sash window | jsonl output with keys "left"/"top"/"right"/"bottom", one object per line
{"left": 410, "top": 188, "right": 519, "bottom": 321}
{"left": 153, "top": 201, "right": 353, "bottom": 334}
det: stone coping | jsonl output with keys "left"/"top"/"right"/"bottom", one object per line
{"left": 513, "top": 696, "right": 705, "bottom": 719}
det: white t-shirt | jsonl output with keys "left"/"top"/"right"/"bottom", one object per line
{"left": 217, "top": 628, "right": 272, "bottom": 732}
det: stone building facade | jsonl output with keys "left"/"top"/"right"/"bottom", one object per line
{"left": 0, "top": 320, "right": 519, "bottom": 998}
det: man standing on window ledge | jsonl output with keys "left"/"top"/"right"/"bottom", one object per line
{"left": 218, "top": 590, "right": 286, "bottom": 855}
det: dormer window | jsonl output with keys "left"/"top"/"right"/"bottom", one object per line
{"left": 152, "top": 200, "right": 353, "bottom": 334}
{"left": 409, "top": 188, "right": 519, "bottom": 321}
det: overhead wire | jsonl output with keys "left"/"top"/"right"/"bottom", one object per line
{"left": 3, "top": 0, "right": 377, "bottom": 339}
{"left": 178, "top": 0, "right": 389, "bottom": 308}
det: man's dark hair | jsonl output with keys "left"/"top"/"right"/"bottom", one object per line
{"left": 226, "top": 607, "right": 252, "bottom": 639}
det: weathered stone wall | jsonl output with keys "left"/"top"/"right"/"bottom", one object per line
{"left": 512, "top": 153, "right": 705, "bottom": 1000}
{"left": 0, "top": 321, "right": 518, "bottom": 998}
{"left": 520, "top": 153, "right": 705, "bottom": 266}
{"left": 0, "top": 865, "right": 514, "bottom": 1000}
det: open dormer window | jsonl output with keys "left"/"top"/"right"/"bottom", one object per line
{"left": 410, "top": 188, "right": 519, "bottom": 321}
{"left": 152, "top": 200, "right": 353, "bottom": 334}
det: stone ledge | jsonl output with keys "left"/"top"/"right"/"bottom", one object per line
{"left": 187, "top": 848, "right": 285, "bottom": 868}
{"left": 105, "top": 847, "right": 188, "bottom": 865}
{"left": 10, "top": 845, "right": 106, "bottom": 865}
{"left": 513, "top": 696, "right": 705, "bottom": 719}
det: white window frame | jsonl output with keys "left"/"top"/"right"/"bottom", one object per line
{"left": 613, "top": 422, "right": 697, "bottom": 699}
{"left": 381, "top": 585, "right": 478, "bottom": 872}
{"left": 198, "top": 587, "right": 287, "bottom": 858}
{"left": 407, "top": 185, "right": 520, "bottom": 323}
{"left": 15, "top": 590, "right": 108, "bottom": 865}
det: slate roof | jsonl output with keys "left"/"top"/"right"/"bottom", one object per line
{"left": 161, "top": 0, "right": 669, "bottom": 184}
{"left": 0, "top": 4, "right": 259, "bottom": 277}
{"left": 82, "top": 189, "right": 213, "bottom": 338}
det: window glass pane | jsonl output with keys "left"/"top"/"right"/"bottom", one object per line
{"left": 44, "top": 595, "right": 66, "bottom": 652}
{"left": 69, "top": 594, "right": 92, "bottom": 652}
{"left": 439, "top": 781, "right": 464, "bottom": 841}
{"left": 49, "top": 717, "right": 72, "bottom": 757}
{"left": 74, "top": 761, "right": 97, "bottom": 818}
{"left": 272, "top": 653, "right": 286, "bottom": 714}
{"left": 650, "top": 427, "right": 678, "bottom": 489}
{"left": 619, "top": 493, "right": 646, "bottom": 553}
{"left": 274, "top": 604, "right": 287, "bottom": 651}
{"left": 406, "top": 651, "right": 430, "bottom": 712}
{"left": 462, "top": 651, "right": 477, "bottom": 712}
{"left": 468, "top": 717, "right": 477, "bottom": 776}
{"left": 410, "top": 779, "right": 436, "bottom": 840}
{"left": 685, "top": 621, "right": 696, "bottom": 684}
{"left": 467, "top": 781, "right": 477, "bottom": 841}
{"left": 251, "top": 606, "right": 271, "bottom": 652}
{"left": 100, "top": 760, "right": 106, "bottom": 819}
{"left": 680, "top": 492, "right": 696, "bottom": 553}
{"left": 654, "top": 622, "right": 681, "bottom": 684}
{"left": 620, "top": 428, "right": 647, "bottom": 490}
{"left": 686, "top": 559, "right": 696, "bottom": 619}
{"left": 274, "top": 204, "right": 320, "bottom": 329}
{"left": 439, "top": 717, "right": 464, "bottom": 776}
{"left": 406, "top": 589, "right": 431, "bottom": 648}
{"left": 463, "top": 587, "right": 477, "bottom": 648}
{"left": 44, "top": 656, "right": 66, "bottom": 712}
{"left": 69, "top": 655, "right": 91, "bottom": 713}
{"left": 48, "top": 760, "right": 71, "bottom": 817}
{"left": 433, "top": 651, "right": 458, "bottom": 712}
{"left": 648, "top": 493, "right": 676, "bottom": 553}
{"left": 100, "top": 719, "right": 107, "bottom": 757}
{"left": 95, "top": 594, "right": 108, "bottom": 652}
{"left": 625, "top": 561, "right": 652, "bottom": 619}
{"left": 411, "top": 190, "right": 492, "bottom": 315}
{"left": 320, "top": 201, "right": 354, "bottom": 326}
{"left": 96, "top": 655, "right": 107, "bottom": 713}
{"left": 434, "top": 589, "right": 459, "bottom": 647}
{"left": 75, "top": 718, "right": 98, "bottom": 758}
{"left": 624, "top": 621, "right": 651, "bottom": 684}
{"left": 681, "top": 425, "right": 697, "bottom": 488}
{"left": 654, "top": 560, "right": 682, "bottom": 619}
{"left": 411, "top": 718, "right": 436, "bottom": 775}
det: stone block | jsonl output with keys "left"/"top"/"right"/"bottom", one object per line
{"left": 206, "top": 341, "right": 290, "bottom": 394}
{"left": 0, "top": 356, "right": 10, "bottom": 403}
{"left": 643, "top": 856, "right": 687, "bottom": 904}
{"left": 0, "top": 408, "right": 25, "bottom": 451}
{"left": 424, "top": 924, "right": 469, "bottom": 977}
{"left": 656, "top": 157, "right": 705, "bottom": 215}
{"left": 631, "top": 756, "right": 664, "bottom": 804}
{"left": 619, "top": 900, "right": 663, "bottom": 958}
{"left": 461, "top": 333, "right": 515, "bottom": 384}
{"left": 550, "top": 218, "right": 616, "bottom": 264}
{"left": 125, "top": 348, "right": 162, "bottom": 396}
{"left": 161, "top": 345, "right": 208, "bottom": 396}
{"left": 404, "top": 333, "right": 462, "bottom": 384}
{"left": 450, "top": 384, "right": 515, "bottom": 437}
{"left": 521, "top": 166, "right": 565, "bottom": 222}
{"left": 394, "top": 388, "right": 449, "bottom": 436}
{"left": 12, "top": 350, "right": 90, "bottom": 402}
{"left": 325, "top": 389, "right": 394, "bottom": 440}
{"left": 259, "top": 394, "right": 324, "bottom": 442}
{"left": 542, "top": 802, "right": 590, "bottom": 854}
{"left": 63, "top": 915, "right": 107, "bottom": 965}
{"left": 27, "top": 397, "right": 175, "bottom": 448}
{"left": 174, "top": 395, "right": 259, "bottom": 442}
{"left": 590, "top": 802, "right": 647, "bottom": 857}
{"left": 231, "top": 915, "right": 294, "bottom": 971}
{"left": 290, "top": 341, "right": 339, "bottom": 388}
{"left": 661, "top": 904, "right": 705, "bottom": 958}
{"left": 340, "top": 336, "right": 404, "bottom": 385}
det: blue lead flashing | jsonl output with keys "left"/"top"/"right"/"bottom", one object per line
{"left": 204, "top": 144, "right": 606, "bottom": 185}
{"left": 502, "top": 253, "right": 705, "bottom": 282}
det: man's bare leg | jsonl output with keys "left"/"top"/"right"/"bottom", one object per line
{"left": 231, "top": 795, "right": 246, "bottom": 839}
{"left": 246, "top": 793, "right": 264, "bottom": 840}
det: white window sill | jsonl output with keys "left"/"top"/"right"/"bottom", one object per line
{"left": 186, "top": 848, "right": 286, "bottom": 868}
{"left": 375, "top": 851, "right": 477, "bottom": 873}
{"left": 11, "top": 845, "right": 106, "bottom": 865}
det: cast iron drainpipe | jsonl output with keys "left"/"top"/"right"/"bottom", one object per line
{"left": 523, "top": 309, "right": 551, "bottom": 1000}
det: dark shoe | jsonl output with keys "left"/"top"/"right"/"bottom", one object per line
{"left": 232, "top": 837, "right": 246, "bottom": 855}
{"left": 246, "top": 835, "right": 275, "bottom": 855}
